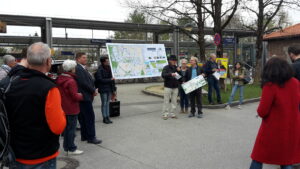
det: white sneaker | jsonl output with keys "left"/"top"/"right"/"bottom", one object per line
{"left": 67, "top": 149, "right": 84, "bottom": 155}
{"left": 170, "top": 113, "right": 177, "bottom": 119}
{"left": 162, "top": 114, "right": 168, "bottom": 120}
{"left": 237, "top": 105, "right": 242, "bottom": 109}
{"left": 225, "top": 105, "right": 231, "bottom": 110}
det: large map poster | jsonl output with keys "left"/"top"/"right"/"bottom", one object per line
{"left": 106, "top": 43, "right": 168, "bottom": 79}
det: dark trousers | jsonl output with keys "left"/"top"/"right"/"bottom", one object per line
{"left": 190, "top": 88, "right": 202, "bottom": 114}
{"left": 249, "top": 160, "right": 292, "bottom": 169}
{"left": 207, "top": 76, "right": 221, "bottom": 103}
{"left": 63, "top": 115, "right": 78, "bottom": 152}
{"left": 78, "top": 101, "right": 96, "bottom": 141}
{"left": 179, "top": 87, "right": 189, "bottom": 109}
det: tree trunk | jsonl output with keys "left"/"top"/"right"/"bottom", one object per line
{"left": 196, "top": 0, "right": 206, "bottom": 62}
{"left": 214, "top": 0, "right": 223, "bottom": 58}
{"left": 254, "top": 0, "right": 264, "bottom": 82}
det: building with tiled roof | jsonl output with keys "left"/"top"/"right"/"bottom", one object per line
{"left": 264, "top": 23, "right": 300, "bottom": 59}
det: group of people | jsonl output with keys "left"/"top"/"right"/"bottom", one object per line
{"left": 161, "top": 53, "right": 247, "bottom": 119}
{"left": 161, "top": 46, "right": 300, "bottom": 169}
{"left": 1, "top": 42, "right": 116, "bottom": 168}
{"left": 1, "top": 41, "right": 300, "bottom": 169}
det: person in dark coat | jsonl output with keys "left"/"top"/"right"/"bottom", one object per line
{"left": 288, "top": 46, "right": 300, "bottom": 81}
{"left": 204, "top": 53, "right": 221, "bottom": 104}
{"left": 94, "top": 56, "right": 116, "bottom": 124}
{"left": 186, "top": 56, "right": 205, "bottom": 118}
{"left": 161, "top": 55, "right": 180, "bottom": 120}
{"left": 57, "top": 60, "right": 84, "bottom": 155}
{"left": 249, "top": 57, "right": 300, "bottom": 169}
{"left": 75, "top": 52, "right": 102, "bottom": 145}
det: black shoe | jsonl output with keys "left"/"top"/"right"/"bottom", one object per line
{"left": 87, "top": 138, "right": 102, "bottom": 144}
{"left": 217, "top": 101, "right": 222, "bottom": 104}
{"left": 209, "top": 102, "right": 214, "bottom": 105}
{"left": 107, "top": 118, "right": 113, "bottom": 124}
{"left": 188, "top": 113, "right": 195, "bottom": 118}
{"left": 103, "top": 118, "right": 110, "bottom": 124}
{"left": 197, "top": 112, "right": 203, "bottom": 118}
{"left": 81, "top": 138, "right": 87, "bottom": 141}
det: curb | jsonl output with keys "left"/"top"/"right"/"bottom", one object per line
{"left": 142, "top": 89, "right": 260, "bottom": 109}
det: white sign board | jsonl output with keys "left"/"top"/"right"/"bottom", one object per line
{"left": 106, "top": 43, "right": 168, "bottom": 79}
{"left": 182, "top": 75, "right": 207, "bottom": 94}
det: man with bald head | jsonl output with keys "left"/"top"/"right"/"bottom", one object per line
{"left": 5, "top": 42, "right": 66, "bottom": 168}
{"left": 204, "top": 53, "right": 222, "bottom": 104}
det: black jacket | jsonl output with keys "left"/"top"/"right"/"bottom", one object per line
{"left": 5, "top": 69, "right": 59, "bottom": 159}
{"left": 161, "top": 64, "right": 179, "bottom": 88}
{"left": 186, "top": 66, "right": 204, "bottom": 81}
{"left": 0, "top": 64, "right": 26, "bottom": 89}
{"left": 292, "top": 58, "right": 300, "bottom": 81}
{"left": 75, "top": 64, "right": 95, "bottom": 101}
{"left": 94, "top": 65, "right": 116, "bottom": 93}
{"left": 204, "top": 60, "right": 218, "bottom": 77}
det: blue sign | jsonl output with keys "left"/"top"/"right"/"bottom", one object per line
{"left": 223, "top": 38, "right": 235, "bottom": 45}
{"left": 61, "top": 51, "right": 74, "bottom": 56}
{"left": 90, "top": 39, "right": 112, "bottom": 44}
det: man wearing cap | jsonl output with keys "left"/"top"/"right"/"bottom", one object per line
{"left": 161, "top": 55, "right": 180, "bottom": 120}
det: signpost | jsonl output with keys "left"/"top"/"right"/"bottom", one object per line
{"left": 223, "top": 37, "right": 235, "bottom": 45}
{"left": 214, "top": 33, "right": 221, "bottom": 46}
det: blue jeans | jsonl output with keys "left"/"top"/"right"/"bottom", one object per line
{"left": 63, "top": 115, "right": 78, "bottom": 152}
{"left": 100, "top": 92, "right": 112, "bottom": 119}
{"left": 15, "top": 158, "right": 56, "bottom": 169}
{"left": 179, "top": 87, "right": 189, "bottom": 109}
{"left": 249, "top": 160, "right": 293, "bottom": 169}
{"left": 228, "top": 84, "right": 244, "bottom": 105}
{"left": 207, "top": 76, "right": 221, "bottom": 103}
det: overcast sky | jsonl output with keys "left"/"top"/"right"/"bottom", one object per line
{"left": 1, "top": 0, "right": 300, "bottom": 38}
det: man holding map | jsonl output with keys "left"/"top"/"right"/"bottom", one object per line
{"left": 161, "top": 55, "right": 180, "bottom": 120}
{"left": 186, "top": 57, "right": 205, "bottom": 118}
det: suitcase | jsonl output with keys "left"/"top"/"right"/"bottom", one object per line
{"left": 109, "top": 100, "right": 120, "bottom": 117}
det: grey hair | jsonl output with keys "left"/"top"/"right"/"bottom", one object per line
{"left": 180, "top": 58, "right": 188, "bottom": 64}
{"left": 62, "top": 60, "right": 77, "bottom": 72}
{"left": 27, "top": 42, "right": 51, "bottom": 66}
{"left": 3, "top": 55, "right": 15, "bottom": 65}
{"left": 210, "top": 53, "right": 216, "bottom": 58}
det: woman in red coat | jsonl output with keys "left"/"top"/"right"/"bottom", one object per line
{"left": 56, "top": 60, "right": 84, "bottom": 155}
{"left": 250, "top": 57, "right": 300, "bottom": 169}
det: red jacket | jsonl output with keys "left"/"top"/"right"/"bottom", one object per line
{"left": 251, "top": 78, "right": 300, "bottom": 165}
{"left": 56, "top": 72, "right": 83, "bottom": 115}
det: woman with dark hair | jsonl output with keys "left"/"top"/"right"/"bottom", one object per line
{"left": 249, "top": 57, "right": 300, "bottom": 169}
{"left": 225, "top": 62, "right": 245, "bottom": 109}
{"left": 94, "top": 56, "right": 116, "bottom": 124}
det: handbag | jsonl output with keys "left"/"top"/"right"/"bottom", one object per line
{"left": 109, "top": 100, "right": 120, "bottom": 117}
{"left": 243, "top": 76, "right": 252, "bottom": 84}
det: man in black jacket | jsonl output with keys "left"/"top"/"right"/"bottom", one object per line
{"left": 186, "top": 56, "right": 205, "bottom": 118}
{"left": 204, "top": 54, "right": 221, "bottom": 104}
{"left": 75, "top": 52, "right": 102, "bottom": 144}
{"left": 288, "top": 46, "right": 300, "bottom": 81}
{"left": 161, "top": 55, "right": 180, "bottom": 120}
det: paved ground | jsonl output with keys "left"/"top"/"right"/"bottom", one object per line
{"left": 58, "top": 82, "right": 279, "bottom": 169}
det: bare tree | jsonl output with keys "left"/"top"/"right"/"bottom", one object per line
{"left": 201, "top": 0, "right": 239, "bottom": 57}
{"left": 126, "top": 0, "right": 207, "bottom": 61}
{"left": 241, "top": 0, "right": 300, "bottom": 80}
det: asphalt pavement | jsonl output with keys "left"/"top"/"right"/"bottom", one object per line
{"left": 57, "top": 82, "right": 279, "bottom": 169}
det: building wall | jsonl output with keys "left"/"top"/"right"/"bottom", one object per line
{"left": 267, "top": 37, "right": 300, "bottom": 60}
